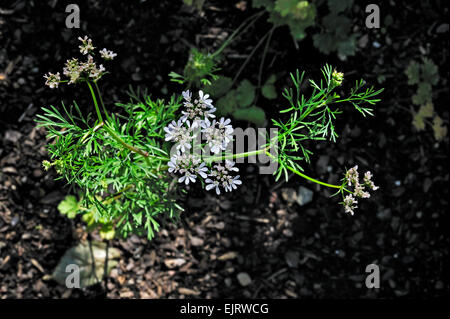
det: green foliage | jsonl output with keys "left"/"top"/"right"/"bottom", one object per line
{"left": 205, "top": 76, "right": 272, "bottom": 126}
{"left": 37, "top": 88, "right": 184, "bottom": 240}
{"left": 270, "top": 65, "right": 383, "bottom": 181}
{"left": 253, "top": 0, "right": 358, "bottom": 58}
{"left": 254, "top": 0, "right": 316, "bottom": 40}
{"left": 58, "top": 195, "right": 80, "bottom": 219}
{"left": 327, "top": 0, "right": 353, "bottom": 13}
{"left": 406, "top": 58, "right": 446, "bottom": 141}
{"left": 233, "top": 106, "right": 266, "bottom": 126}
{"left": 432, "top": 116, "right": 447, "bottom": 141}
{"left": 312, "top": 13, "right": 357, "bottom": 58}
{"left": 236, "top": 79, "right": 256, "bottom": 107}
{"left": 205, "top": 76, "right": 233, "bottom": 97}
{"left": 412, "top": 82, "right": 432, "bottom": 105}
{"left": 169, "top": 48, "right": 220, "bottom": 87}
{"left": 261, "top": 74, "right": 278, "bottom": 100}
{"left": 183, "top": 0, "right": 205, "bottom": 11}
{"left": 405, "top": 61, "right": 421, "bottom": 85}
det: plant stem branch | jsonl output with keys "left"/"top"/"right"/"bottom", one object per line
{"left": 204, "top": 147, "right": 268, "bottom": 163}
{"left": 93, "top": 81, "right": 111, "bottom": 122}
{"left": 211, "top": 11, "right": 265, "bottom": 59}
{"left": 102, "top": 124, "right": 149, "bottom": 159}
{"left": 87, "top": 81, "right": 103, "bottom": 123}
{"left": 232, "top": 26, "right": 276, "bottom": 86}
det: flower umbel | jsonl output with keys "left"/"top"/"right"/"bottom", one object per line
{"left": 44, "top": 36, "right": 114, "bottom": 88}
{"left": 164, "top": 90, "right": 241, "bottom": 194}
{"left": 342, "top": 165, "right": 379, "bottom": 215}
{"left": 43, "top": 72, "right": 61, "bottom": 89}
{"left": 168, "top": 153, "right": 208, "bottom": 185}
{"left": 201, "top": 117, "right": 234, "bottom": 154}
{"left": 78, "top": 36, "right": 95, "bottom": 55}
{"left": 180, "top": 89, "right": 216, "bottom": 122}
{"left": 343, "top": 194, "right": 358, "bottom": 216}
{"left": 205, "top": 160, "right": 241, "bottom": 195}
{"left": 331, "top": 69, "right": 344, "bottom": 87}
{"left": 99, "top": 48, "right": 117, "bottom": 60}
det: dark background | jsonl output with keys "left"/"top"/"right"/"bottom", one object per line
{"left": 0, "top": 0, "right": 448, "bottom": 298}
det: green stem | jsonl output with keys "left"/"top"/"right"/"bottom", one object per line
{"left": 211, "top": 11, "right": 265, "bottom": 59}
{"left": 87, "top": 81, "right": 103, "bottom": 123}
{"left": 204, "top": 148, "right": 268, "bottom": 163}
{"left": 205, "top": 144, "right": 349, "bottom": 191}
{"left": 264, "top": 150, "right": 350, "bottom": 191}
{"left": 86, "top": 80, "right": 152, "bottom": 165}
{"left": 284, "top": 161, "right": 340, "bottom": 189}
{"left": 93, "top": 81, "right": 111, "bottom": 122}
{"left": 232, "top": 26, "right": 276, "bottom": 86}
{"left": 103, "top": 124, "right": 149, "bottom": 158}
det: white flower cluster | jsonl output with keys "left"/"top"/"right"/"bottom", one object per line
{"left": 164, "top": 90, "right": 241, "bottom": 195}
{"left": 43, "top": 72, "right": 61, "bottom": 89}
{"left": 44, "top": 36, "right": 116, "bottom": 88}
{"left": 343, "top": 165, "right": 379, "bottom": 215}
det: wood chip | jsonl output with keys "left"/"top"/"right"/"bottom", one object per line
{"left": 164, "top": 258, "right": 186, "bottom": 269}
{"left": 30, "top": 258, "right": 44, "bottom": 273}
{"left": 178, "top": 287, "right": 200, "bottom": 296}
{"left": 218, "top": 251, "right": 238, "bottom": 261}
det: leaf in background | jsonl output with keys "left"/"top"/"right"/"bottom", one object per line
{"left": 432, "top": 116, "right": 447, "bottom": 141}
{"left": 205, "top": 76, "right": 233, "bottom": 98}
{"left": 183, "top": 0, "right": 205, "bottom": 11}
{"left": 51, "top": 241, "right": 121, "bottom": 288}
{"left": 336, "top": 34, "right": 357, "bottom": 58}
{"left": 57, "top": 195, "right": 80, "bottom": 219}
{"left": 412, "top": 101, "right": 434, "bottom": 131}
{"left": 412, "top": 112, "right": 426, "bottom": 131}
{"left": 421, "top": 58, "right": 439, "bottom": 85}
{"left": 262, "top": 74, "right": 277, "bottom": 99}
{"left": 99, "top": 224, "right": 116, "bottom": 240}
{"left": 405, "top": 61, "right": 421, "bottom": 85}
{"left": 233, "top": 106, "right": 266, "bottom": 126}
{"left": 168, "top": 71, "right": 185, "bottom": 84}
{"left": 236, "top": 79, "right": 255, "bottom": 107}
{"left": 216, "top": 90, "right": 238, "bottom": 116}
{"left": 313, "top": 33, "right": 334, "bottom": 54}
{"left": 265, "top": 74, "right": 276, "bottom": 84}
{"left": 252, "top": 0, "right": 274, "bottom": 9}
{"left": 262, "top": 84, "right": 277, "bottom": 99}
{"left": 412, "top": 82, "right": 432, "bottom": 105}
{"left": 417, "top": 101, "right": 434, "bottom": 119}
{"left": 327, "top": 0, "right": 353, "bottom": 13}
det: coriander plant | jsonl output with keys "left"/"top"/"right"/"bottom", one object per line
{"left": 37, "top": 36, "right": 382, "bottom": 241}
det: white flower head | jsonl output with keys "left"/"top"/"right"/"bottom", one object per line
{"left": 364, "top": 171, "right": 379, "bottom": 191}
{"left": 78, "top": 36, "right": 95, "bottom": 55}
{"left": 198, "top": 90, "right": 213, "bottom": 108}
{"left": 168, "top": 153, "right": 208, "bottom": 185}
{"left": 43, "top": 72, "right": 60, "bottom": 89}
{"left": 182, "top": 90, "right": 192, "bottom": 102}
{"left": 99, "top": 48, "right": 117, "bottom": 60}
{"left": 63, "top": 58, "right": 82, "bottom": 84}
{"left": 201, "top": 117, "right": 234, "bottom": 154}
{"left": 205, "top": 161, "right": 241, "bottom": 195}
{"left": 163, "top": 119, "right": 200, "bottom": 153}
{"left": 343, "top": 194, "right": 358, "bottom": 216}
{"left": 181, "top": 90, "right": 216, "bottom": 122}
{"left": 346, "top": 165, "right": 359, "bottom": 186}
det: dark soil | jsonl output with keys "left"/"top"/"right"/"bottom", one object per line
{"left": 0, "top": 0, "right": 448, "bottom": 298}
